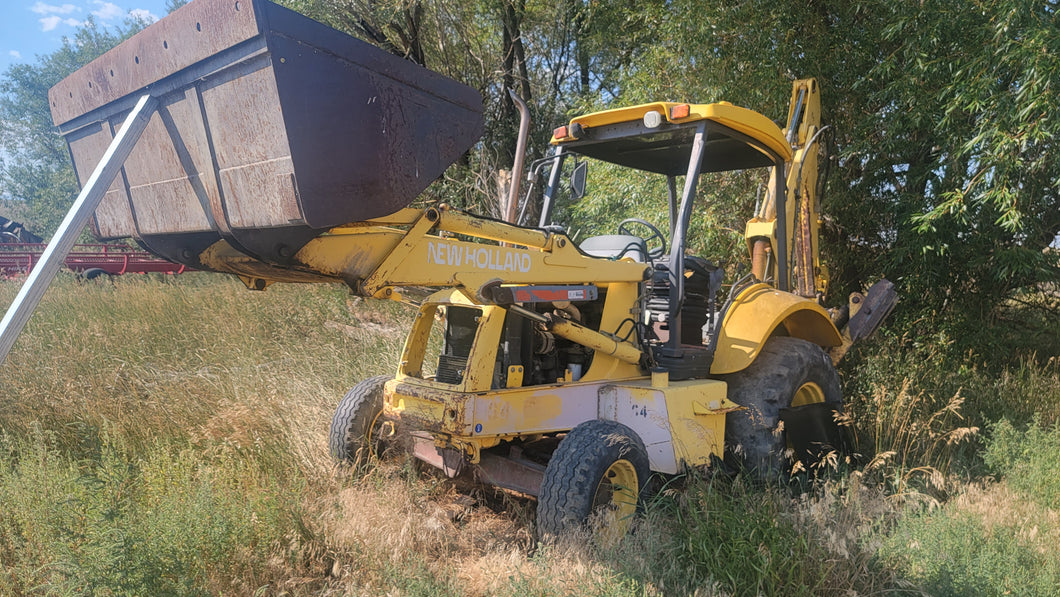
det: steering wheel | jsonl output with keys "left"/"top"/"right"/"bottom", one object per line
{"left": 617, "top": 218, "right": 667, "bottom": 259}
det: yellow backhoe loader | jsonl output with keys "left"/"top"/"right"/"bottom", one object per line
{"left": 24, "top": 0, "right": 896, "bottom": 539}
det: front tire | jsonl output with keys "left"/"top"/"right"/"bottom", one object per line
{"left": 537, "top": 419, "right": 649, "bottom": 543}
{"left": 721, "top": 336, "right": 842, "bottom": 480}
{"left": 329, "top": 375, "right": 391, "bottom": 462}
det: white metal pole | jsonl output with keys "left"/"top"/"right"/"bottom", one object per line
{"left": 0, "top": 94, "right": 157, "bottom": 364}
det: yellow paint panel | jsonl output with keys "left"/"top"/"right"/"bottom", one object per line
{"left": 472, "top": 384, "right": 601, "bottom": 436}
{"left": 463, "top": 306, "right": 505, "bottom": 391}
{"left": 552, "top": 101, "right": 791, "bottom": 162}
{"left": 506, "top": 365, "right": 524, "bottom": 388}
{"left": 711, "top": 284, "right": 841, "bottom": 374}
{"left": 392, "top": 395, "right": 445, "bottom": 421}
{"left": 744, "top": 219, "right": 776, "bottom": 254}
{"left": 661, "top": 381, "right": 731, "bottom": 467}
{"left": 382, "top": 235, "right": 647, "bottom": 290}
{"left": 385, "top": 378, "right": 474, "bottom": 436}
{"left": 601, "top": 379, "right": 732, "bottom": 473}
{"left": 693, "top": 103, "right": 792, "bottom": 161}
{"left": 582, "top": 282, "right": 645, "bottom": 382}
{"left": 558, "top": 102, "right": 673, "bottom": 132}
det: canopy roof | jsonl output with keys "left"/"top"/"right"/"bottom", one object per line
{"left": 551, "top": 101, "right": 791, "bottom": 176}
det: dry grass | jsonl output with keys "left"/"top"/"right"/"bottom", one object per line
{"left": 951, "top": 482, "right": 1060, "bottom": 548}
{"left": 0, "top": 273, "right": 664, "bottom": 595}
{"left": 318, "top": 464, "right": 530, "bottom": 595}
{"left": 847, "top": 379, "right": 979, "bottom": 502}
{"left": 0, "top": 272, "right": 1056, "bottom": 595}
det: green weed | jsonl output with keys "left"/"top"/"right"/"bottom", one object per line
{"left": 846, "top": 379, "right": 979, "bottom": 500}
{"left": 0, "top": 272, "right": 1057, "bottom": 595}
{"left": 879, "top": 419, "right": 1060, "bottom": 596}
{"left": 842, "top": 330, "right": 1060, "bottom": 431}
{"left": 664, "top": 477, "right": 828, "bottom": 596}
{"left": 0, "top": 429, "right": 305, "bottom": 595}
{"left": 880, "top": 491, "right": 1060, "bottom": 596}
{"left": 984, "top": 418, "right": 1060, "bottom": 509}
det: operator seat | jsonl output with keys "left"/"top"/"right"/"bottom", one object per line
{"left": 579, "top": 235, "right": 649, "bottom": 262}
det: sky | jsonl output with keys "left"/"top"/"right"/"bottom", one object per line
{"left": 1, "top": 0, "right": 173, "bottom": 73}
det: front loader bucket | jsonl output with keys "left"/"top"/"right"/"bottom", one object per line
{"left": 49, "top": 0, "right": 483, "bottom": 269}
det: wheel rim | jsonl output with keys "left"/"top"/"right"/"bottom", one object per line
{"left": 591, "top": 459, "right": 639, "bottom": 542}
{"left": 791, "top": 381, "right": 826, "bottom": 407}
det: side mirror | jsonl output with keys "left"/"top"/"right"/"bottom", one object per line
{"left": 569, "top": 160, "right": 587, "bottom": 200}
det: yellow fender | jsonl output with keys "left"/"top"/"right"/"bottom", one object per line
{"left": 709, "top": 283, "right": 841, "bottom": 375}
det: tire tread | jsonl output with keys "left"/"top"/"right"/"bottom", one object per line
{"left": 328, "top": 375, "right": 391, "bottom": 462}
{"left": 720, "top": 337, "right": 842, "bottom": 479}
{"left": 537, "top": 419, "right": 649, "bottom": 538}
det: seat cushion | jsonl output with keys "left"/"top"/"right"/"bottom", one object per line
{"left": 579, "top": 235, "right": 648, "bottom": 261}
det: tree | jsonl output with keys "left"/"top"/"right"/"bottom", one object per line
{"left": 828, "top": 0, "right": 1060, "bottom": 345}
{"left": 569, "top": 0, "right": 1060, "bottom": 351}
{"left": 6, "top": 0, "right": 1053, "bottom": 354}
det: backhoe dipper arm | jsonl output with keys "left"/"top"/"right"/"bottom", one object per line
{"left": 746, "top": 78, "right": 828, "bottom": 299}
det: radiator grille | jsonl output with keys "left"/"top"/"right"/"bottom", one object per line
{"left": 436, "top": 354, "right": 467, "bottom": 385}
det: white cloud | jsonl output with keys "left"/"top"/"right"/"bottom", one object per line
{"left": 30, "top": 2, "right": 79, "bottom": 15}
{"left": 32, "top": 1, "right": 82, "bottom": 31}
{"left": 90, "top": 1, "right": 123, "bottom": 21}
{"left": 40, "top": 15, "right": 83, "bottom": 31}
{"left": 8, "top": 50, "right": 21, "bottom": 59}
{"left": 128, "top": 8, "right": 159, "bottom": 23}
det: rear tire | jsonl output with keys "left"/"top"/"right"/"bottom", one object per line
{"left": 329, "top": 375, "right": 391, "bottom": 462}
{"left": 81, "top": 268, "right": 111, "bottom": 280}
{"left": 720, "top": 336, "right": 842, "bottom": 481}
{"left": 537, "top": 419, "right": 649, "bottom": 543}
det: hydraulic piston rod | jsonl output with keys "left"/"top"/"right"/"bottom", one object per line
{"left": 508, "top": 305, "right": 643, "bottom": 366}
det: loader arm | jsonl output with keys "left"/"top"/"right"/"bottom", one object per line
{"left": 194, "top": 205, "right": 650, "bottom": 297}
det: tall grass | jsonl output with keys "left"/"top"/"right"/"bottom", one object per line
{"left": 840, "top": 330, "right": 1060, "bottom": 595}
{"left": 877, "top": 419, "right": 1060, "bottom": 596}
{"left": 0, "top": 273, "right": 407, "bottom": 594}
{"left": 847, "top": 381, "right": 979, "bottom": 500}
{"left": 0, "top": 273, "right": 406, "bottom": 453}
{"left": 0, "top": 430, "right": 304, "bottom": 595}
{"left": 842, "top": 329, "right": 1060, "bottom": 430}
{"left": 0, "top": 273, "right": 1058, "bottom": 594}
